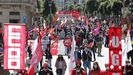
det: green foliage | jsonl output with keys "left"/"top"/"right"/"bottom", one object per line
{"left": 64, "top": 1, "right": 84, "bottom": 13}
{"left": 85, "top": 0, "right": 99, "bottom": 14}
{"left": 75, "top": 4, "right": 83, "bottom": 12}
{"left": 98, "top": 0, "right": 123, "bottom": 15}
{"left": 42, "top": 0, "right": 57, "bottom": 25}
{"left": 65, "top": 3, "right": 74, "bottom": 11}
{"left": 37, "top": 0, "right": 41, "bottom": 11}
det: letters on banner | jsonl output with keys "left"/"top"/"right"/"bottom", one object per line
{"left": 4, "top": 23, "right": 26, "bottom": 70}
{"left": 109, "top": 27, "right": 122, "bottom": 75}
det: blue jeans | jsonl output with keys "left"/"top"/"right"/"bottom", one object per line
{"left": 83, "top": 59, "right": 91, "bottom": 75}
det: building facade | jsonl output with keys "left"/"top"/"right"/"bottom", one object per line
{"left": 0, "top": 0, "right": 37, "bottom": 29}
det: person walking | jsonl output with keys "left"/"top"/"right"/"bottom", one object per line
{"left": 97, "top": 34, "right": 104, "bottom": 57}
{"left": 74, "top": 46, "right": 82, "bottom": 62}
{"left": 63, "top": 35, "right": 72, "bottom": 58}
{"left": 55, "top": 55, "right": 67, "bottom": 75}
{"left": 45, "top": 44, "right": 52, "bottom": 67}
{"left": 39, "top": 63, "right": 53, "bottom": 75}
{"left": 81, "top": 46, "right": 92, "bottom": 75}
{"left": 71, "top": 61, "right": 86, "bottom": 75}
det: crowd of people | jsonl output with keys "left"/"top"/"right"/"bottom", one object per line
{"left": 28, "top": 15, "right": 132, "bottom": 75}
{"left": 1, "top": 15, "right": 133, "bottom": 75}
{"left": 38, "top": 16, "right": 108, "bottom": 75}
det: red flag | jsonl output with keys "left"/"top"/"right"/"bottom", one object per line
{"left": 121, "top": 17, "right": 124, "bottom": 26}
{"left": 93, "top": 20, "right": 100, "bottom": 35}
{"left": 27, "top": 65, "right": 35, "bottom": 75}
{"left": 30, "top": 39, "right": 43, "bottom": 65}
{"left": 69, "top": 36, "right": 76, "bottom": 72}
{"left": 111, "top": 22, "right": 114, "bottom": 27}
{"left": 97, "top": 20, "right": 100, "bottom": 29}
{"left": 85, "top": 18, "right": 88, "bottom": 26}
{"left": 50, "top": 40, "right": 58, "bottom": 55}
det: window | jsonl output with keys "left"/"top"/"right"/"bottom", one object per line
{"left": 0, "top": 23, "right": 2, "bottom": 28}
{"left": 9, "top": 19, "right": 20, "bottom": 23}
{"left": 0, "top": 12, "right": 2, "bottom": 15}
{"left": 9, "top": 12, "right": 20, "bottom": 15}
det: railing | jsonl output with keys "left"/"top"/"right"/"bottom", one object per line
{"left": 0, "top": 0, "right": 36, "bottom": 6}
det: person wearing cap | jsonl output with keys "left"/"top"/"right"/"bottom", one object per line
{"left": 55, "top": 55, "right": 67, "bottom": 75}
{"left": 70, "top": 61, "right": 86, "bottom": 75}
{"left": 39, "top": 62, "right": 53, "bottom": 75}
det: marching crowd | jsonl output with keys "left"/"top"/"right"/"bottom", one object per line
{"left": 1, "top": 15, "right": 133, "bottom": 75}
{"left": 37, "top": 16, "right": 108, "bottom": 75}
{"left": 35, "top": 15, "right": 133, "bottom": 75}
{"left": 29, "top": 15, "right": 133, "bottom": 75}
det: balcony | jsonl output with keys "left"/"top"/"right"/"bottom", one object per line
{"left": 0, "top": 0, "right": 36, "bottom": 7}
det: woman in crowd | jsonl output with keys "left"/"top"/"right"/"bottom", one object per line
{"left": 93, "top": 61, "right": 100, "bottom": 71}
{"left": 91, "top": 61, "right": 101, "bottom": 75}
{"left": 55, "top": 54, "right": 67, "bottom": 75}
{"left": 71, "top": 61, "right": 86, "bottom": 75}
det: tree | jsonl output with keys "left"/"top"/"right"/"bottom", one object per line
{"left": 75, "top": 4, "right": 83, "bottom": 12}
{"left": 98, "top": 0, "right": 122, "bottom": 16}
{"left": 85, "top": 0, "right": 99, "bottom": 15}
{"left": 64, "top": 2, "right": 74, "bottom": 11}
{"left": 36, "top": 0, "right": 41, "bottom": 11}
{"left": 42, "top": 0, "right": 57, "bottom": 25}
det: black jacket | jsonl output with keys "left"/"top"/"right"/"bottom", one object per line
{"left": 39, "top": 68, "right": 53, "bottom": 75}
{"left": 45, "top": 48, "right": 52, "bottom": 59}
{"left": 127, "top": 49, "right": 133, "bottom": 64}
{"left": 82, "top": 49, "right": 92, "bottom": 61}
{"left": 123, "top": 65, "right": 133, "bottom": 75}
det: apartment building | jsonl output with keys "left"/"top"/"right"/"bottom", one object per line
{"left": 0, "top": 0, "right": 37, "bottom": 29}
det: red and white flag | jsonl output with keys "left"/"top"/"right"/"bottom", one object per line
{"left": 31, "top": 37, "right": 38, "bottom": 54}
{"left": 122, "top": 29, "right": 132, "bottom": 62}
{"left": 27, "top": 64, "right": 35, "bottom": 75}
{"left": 30, "top": 37, "right": 43, "bottom": 65}
{"left": 50, "top": 40, "right": 58, "bottom": 55}
{"left": 122, "top": 29, "right": 132, "bottom": 66}
{"left": 69, "top": 35, "right": 76, "bottom": 72}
